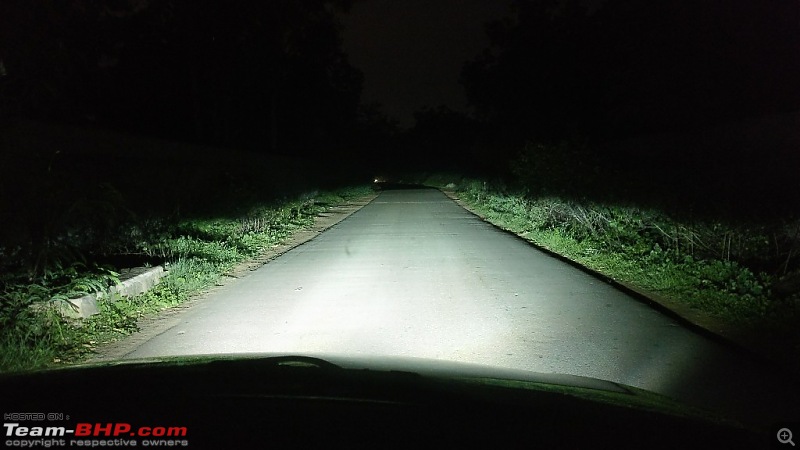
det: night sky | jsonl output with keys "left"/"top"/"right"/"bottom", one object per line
{"left": 1, "top": 0, "right": 798, "bottom": 206}
{"left": 338, "top": 0, "right": 511, "bottom": 127}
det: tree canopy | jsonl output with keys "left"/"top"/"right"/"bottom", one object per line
{"left": 0, "top": 0, "right": 363, "bottom": 156}
{"left": 461, "top": 0, "right": 800, "bottom": 143}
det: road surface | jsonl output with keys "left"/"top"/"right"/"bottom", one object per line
{"left": 119, "top": 188, "right": 796, "bottom": 425}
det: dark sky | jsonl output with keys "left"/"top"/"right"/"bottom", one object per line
{"left": 338, "top": 0, "right": 512, "bottom": 127}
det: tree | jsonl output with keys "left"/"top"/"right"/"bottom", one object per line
{"left": 0, "top": 0, "right": 364, "bottom": 156}
{"left": 461, "top": 0, "right": 800, "bottom": 143}
{"left": 398, "top": 105, "right": 485, "bottom": 173}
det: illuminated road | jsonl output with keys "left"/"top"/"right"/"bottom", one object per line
{"left": 120, "top": 188, "right": 796, "bottom": 425}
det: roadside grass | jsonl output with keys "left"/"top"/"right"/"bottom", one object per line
{"left": 423, "top": 175, "right": 799, "bottom": 368}
{"left": 0, "top": 185, "right": 374, "bottom": 372}
{"left": 451, "top": 179, "right": 786, "bottom": 323}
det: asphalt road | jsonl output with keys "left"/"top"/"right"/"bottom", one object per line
{"left": 121, "top": 188, "right": 796, "bottom": 425}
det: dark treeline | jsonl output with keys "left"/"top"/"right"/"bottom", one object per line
{"left": 0, "top": 0, "right": 367, "bottom": 161}
{"left": 451, "top": 0, "right": 800, "bottom": 218}
{"left": 2, "top": 0, "right": 799, "bottom": 217}
{"left": 463, "top": 0, "right": 800, "bottom": 143}
{"left": 0, "top": 0, "right": 383, "bottom": 279}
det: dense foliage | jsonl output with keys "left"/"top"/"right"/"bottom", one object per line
{"left": 0, "top": 0, "right": 363, "bottom": 157}
{"left": 461, "top": 0, "right": 800, "bottom": 142}
{"left": 425, "top": 174, "right": 800, "bottom": 371}
{"left": 0, "top": 184, "right": 372, "bottom": 372}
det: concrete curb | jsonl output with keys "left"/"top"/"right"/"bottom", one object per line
{"left": 57, "top": 266, "right": 166, "bottom": 319}
{"left": 90, "top": 193, "right": 381, "bottom": 362}
{"left": 62, "top": 193, "right": 379, "bottom": 322}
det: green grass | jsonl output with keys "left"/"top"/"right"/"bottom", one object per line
{"left": 0, "top": 308, "right": 66, "bottom": 369}
{"left": 433, "top": 175, "right": 799, "bottom": 371}
{"left": 424, "top": 175, "right": 798, "bottom": 332}
{"left": 0, "top": 185, "right": 374, "bottom": 372}
{"left": 438, "top": 172, "right": 800, "bottom": 373}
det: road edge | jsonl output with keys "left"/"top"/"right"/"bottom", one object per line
{"left": 88, "top": 192, "right": 380, "bottom": 363}
{"left": 439, "top": 188, "right": 792, "bottom": 374}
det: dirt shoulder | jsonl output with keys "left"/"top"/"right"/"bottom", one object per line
{"left": 89, "top": 193, "right": 379, "bottom": 362}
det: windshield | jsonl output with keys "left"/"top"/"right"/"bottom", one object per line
{"left": 1, "top": 0, "right": 798, "bottom": 445}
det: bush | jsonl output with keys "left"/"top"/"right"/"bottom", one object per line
{"left": 454, "top": 177, "right": 795, "bottom": 324}
{"left": 511, "top": 139, "right": 599, "bottom": 197}
{"left": 0, "top": 184, "right": 373, "bottom": 372}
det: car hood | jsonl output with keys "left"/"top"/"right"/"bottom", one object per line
{"left": 0, "top": 352, "right": 731, "bottom": 418}
{"left": 0, "top": 353, "right": 762, "bottom": 449}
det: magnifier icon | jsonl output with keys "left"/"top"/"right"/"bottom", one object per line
{"left": 778, "top": 428, "right": 795, "bottom": 446}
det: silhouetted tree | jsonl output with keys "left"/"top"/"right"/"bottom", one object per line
{"left": 461, "top": 0, "right": 800, "bottom": 213}
{"left": 399, "top": 105, "right": 485, "bottom": 173}
{"left": 351, "top": 103, "right": 401, "bottom": 171}
{"left": 461, "top": 0, "right": 800, "bottom": 143}
{"left": 0, "top": 0, "right": 363, "bottom": 156}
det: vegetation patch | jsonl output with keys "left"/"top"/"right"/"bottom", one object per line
{"left": 423, "top": 174, "right": 800, "bottom": 372}
{"left": 0, "top": 185, "right": 373, "bottom": 372}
